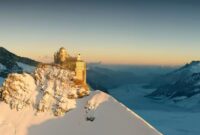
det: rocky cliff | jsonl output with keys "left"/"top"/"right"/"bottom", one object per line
{"left": 0, "top": 64, "right": 89, "bottom": 116}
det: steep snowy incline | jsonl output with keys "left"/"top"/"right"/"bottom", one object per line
{"left": 0, "top": 91, "right": 162, "bottom": 135}
{"left": 28, "top": 91, "right": 162, "bottom": 135}
{"left": 0, "top": 64, "right": 162, "bottom": 135}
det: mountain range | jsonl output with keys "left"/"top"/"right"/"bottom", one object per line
{"left": 0, "top": 47, "right": 38, "bottom": 77}
{"left": 147, "top": 61, "right": 200, "bottom": 107}
{"left": 87, "top": 66, "right": 144, "bottom": 92}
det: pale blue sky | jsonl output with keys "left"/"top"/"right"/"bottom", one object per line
{"left": 0, "top": 0, "right": 200, "bottom": 65}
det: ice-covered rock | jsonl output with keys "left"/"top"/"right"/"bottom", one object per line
{"left": 0, "top": 73, "right": 36, "bottom": 111}
{"left": 85, "top": 91, "right": 109, "bottom": 121}
{"left": 0, "top": 64, "right": 90, "bottom": 116}
{"left": 34, "top": 64, "right": 89, "bottom": 116}
{"left": 85, "top": 91, "right": 109, "bottom": 110}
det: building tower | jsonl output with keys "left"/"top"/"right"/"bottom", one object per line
{"left": 54, "top": 47, "right": 87, "bottom": 84}
{"left": 54, "top": 47, "right": 69, "bottom": 64}
{"left": 75, "top": 54, "right": 86, "bottom": 84}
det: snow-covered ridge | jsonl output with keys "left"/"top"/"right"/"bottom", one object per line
{"left": 0, "top": 47, "right": 39, "bottom": 78}
{"left": 0, "top": 64, "right": 90, "bottom": 116}
{"left": 148, "top": 61, "right": 200, "bottom": 106}
{"left": 179, "top": 61, "right": 200, "bottom": 73}
{"left": 0, "top": 64, "right": 162, "bottom": 135}
{"left": 111, "top": 95, "right": 160, "bottom": 133}
{"left": 0, "top": 90, "right": 162, "bottom": 135}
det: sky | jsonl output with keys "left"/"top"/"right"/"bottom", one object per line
{"left": 0, "top": 0, "right": 200, "bottom": 65}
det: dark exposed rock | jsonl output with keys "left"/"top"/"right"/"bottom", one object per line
{"left": 0, "top": 47, "right": 39, "bottom": 77}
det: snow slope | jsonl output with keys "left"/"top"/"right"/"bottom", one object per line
{"left": 0, "top": 91, "right": 162, "bottom": 135}
{"left": 0, "top": 47, "right": 38, "bottom": 78}
{"left": 29, "top": 91, "right": 161, "bottom": 135}
{"left": 0, "top": 64, "right": 162, "bottom": 135}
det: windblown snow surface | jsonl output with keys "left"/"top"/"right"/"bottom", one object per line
{"left": 0, "top": 65, "right": 162, "bottom": 135}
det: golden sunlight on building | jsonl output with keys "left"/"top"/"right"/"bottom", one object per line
{"left": 54, "top": 47, "right": 87, "bottom": 84}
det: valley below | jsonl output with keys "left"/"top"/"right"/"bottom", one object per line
{"left": 108, "top": 84, "right": 200, "bottom": 135}
{"left": 0, "top": 47, "right": 199, "bottom": 135}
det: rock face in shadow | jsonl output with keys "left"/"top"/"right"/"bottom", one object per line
{"left": 148, "top": 73, "right": 200, "bottom": 98}
{"left": 0, "top": 47, "right": 39, "bottom": 77}
{"left": 147, "top": 61, "right": 200, "bottom": 105}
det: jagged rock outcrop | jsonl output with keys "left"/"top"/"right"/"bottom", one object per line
{"left": 0, "top": 73, "right": 36, "bottom": 111}
{"left": 0, "top": 64, "right": 90, "bottom": 116}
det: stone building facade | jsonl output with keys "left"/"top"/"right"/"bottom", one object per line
{"left": 54, "top": 47, "right": 86, "bottom": 84}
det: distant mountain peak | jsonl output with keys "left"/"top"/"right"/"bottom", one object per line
{"left": 147, "top": 60, "right": 200, "bottom": 107}
{"left": 0, "top": 46, "right": 7, "bottom": 50}
{"left": 0, "top": 46, "right": 39, "bottom": 77}
{"left": 0, "top": 63, "right": 161, "bottom": 135}
{"left": 181, "top": 60, "right": 200, "bottom": 69}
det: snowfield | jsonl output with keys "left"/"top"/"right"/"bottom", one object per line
{"left": 0, "top": 65, "right": 162, "bottom": 135}
{"left": 108, "top": 84, "right": 200, "bottom": 135}
{"left": 29, "top": 91, "right": 161, "bottom": 135}
{"left": 0, "top": 91, "right": 162, "bottom": 135}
